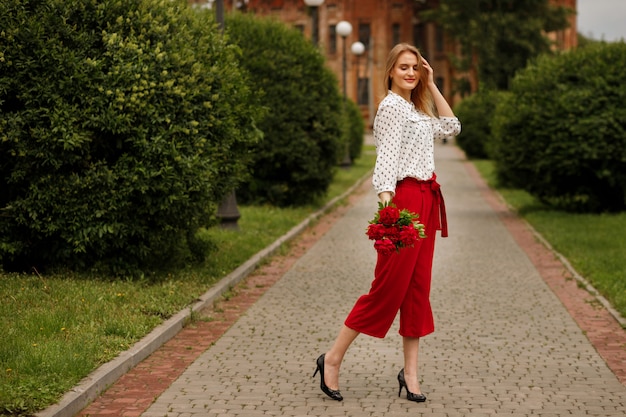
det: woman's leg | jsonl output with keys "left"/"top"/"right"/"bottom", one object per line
{"left": 399, "top": 183, "right": 438, "bottom": 395}
{"left": 402, "top": 336, "right": 423, "bottom": 394}
{"left": 323, "top": 326, "right": 360, "bottom": 390}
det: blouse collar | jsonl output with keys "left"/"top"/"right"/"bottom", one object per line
{"left": 388, "top": 90, "right": 416, "bottom": 111}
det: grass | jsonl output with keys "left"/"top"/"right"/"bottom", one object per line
{"left": 0, "top": 148, "right": 376, "bottom": 416}
{"left": 472, "top": 160, "right": 626, "bottom": 320}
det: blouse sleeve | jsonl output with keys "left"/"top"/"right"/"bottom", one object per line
{"left": 431, "top": 116, "right": 461, "bottom": 141}
{"left": 372, "top": 103, "right": 403, "bottom": 196}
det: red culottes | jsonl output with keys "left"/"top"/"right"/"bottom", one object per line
{"left": 344, "top": 175, "right": 447, "bottom": 339}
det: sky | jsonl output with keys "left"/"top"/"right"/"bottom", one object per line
{"left": 577, "top": 0, "right": 626, "bottom": 42}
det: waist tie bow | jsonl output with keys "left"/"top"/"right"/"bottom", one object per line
{"left": 399, "top": 175, "right": 448, "bottom": 238}
{"left": 428, "top": 178, "right": 448, "bottom": 237}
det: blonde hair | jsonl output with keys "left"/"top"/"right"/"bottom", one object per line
{"left": 382, "top": 43, "right": 435, "bottom": 117}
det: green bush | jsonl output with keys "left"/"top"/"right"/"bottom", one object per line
{"left": 345, "top": 98, "right": 366, "bottom": 163}
{"left": 491, "top": 43, "right": 626, "bottom": 212}
{"left": 0, "top": 0, "right": 262, "bottom": 274}
{"left": 225, "top": 13, "right": 343, "bottom": 207}
{"left": 453, "top": 88, "right": 502, "bottom": 159}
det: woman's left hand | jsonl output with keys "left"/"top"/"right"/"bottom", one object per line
{"left": 422, "top": 58, "right": 435, "bottom": 86}
{"left": 422, "top": 57, "right": 456, "bottom": 117}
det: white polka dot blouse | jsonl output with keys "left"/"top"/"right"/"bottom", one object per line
{"left": 372, "top": 90, "right": 461, "bottom": 196}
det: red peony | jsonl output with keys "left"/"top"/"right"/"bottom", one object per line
{"left": 366, "top": 223, "right": 387, "bottom": 240}
{"left": 374, "top": 239, "right": 396, "bottom": 256}
{"left": 398, "top": 225, "right": 418, "bottom": 246}
{"left": 378, "top": 205, "right": 400, "bottom": 226}
{"left": 384, "top": 225, "right": 401, "bottom": 242}
{"left": 366, "top": 202, "right": 426, "bottom": 255}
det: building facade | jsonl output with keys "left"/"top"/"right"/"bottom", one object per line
{"left": 191, "top": 0, "right": 577, "bottom": 127}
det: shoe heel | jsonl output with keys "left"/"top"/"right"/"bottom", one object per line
{"left": 397, "top": 370, "right": 405, "bottom": 397}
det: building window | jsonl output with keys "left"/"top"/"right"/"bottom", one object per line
{"left": 413, "top": 23, "right": 426, "bottom": 49}
{"left": 359, "top": 23, "right": 371, "bottom": 48}
{"left": 435, "top": 25, "right": 444, "bottom": 53}
{"left": 436, "top": 76, "right": 444, "bottom": 93}
{"left": 392, "top": 23, "right": 401, "bottom": 46}
{"left": 329, "top": 24, "right": 337, "bottom": 54}
{"left": 357, "top": 77, "right": 369, "bottom": 106}
{"left": 556, "top": 30, "right": 565, "bottom": 49}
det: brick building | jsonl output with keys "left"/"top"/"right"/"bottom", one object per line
{"left": 191, "top": 0, "right": 577, "bottom": 126}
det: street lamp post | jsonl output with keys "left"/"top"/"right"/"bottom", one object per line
{"left": 212, "top": 0, "right": 241, "bottom": 230}
{"left": 336, "top": 20, "right": 352, "bottom": 167}
{"left": 215, "top": 0, "right": 224, "bottom": 31}
{"left": 351, "top": 41, "right": 365, "bottom": 103}
{"left": 303, "top": 0, "right": 325, "bottom": 46}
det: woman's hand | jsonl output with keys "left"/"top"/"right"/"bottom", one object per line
{"left": 421, "top": 58, "right": 435, "bottom": 87}
{"left": 379, "top": 191, "right": 393, "bottom": 205}
{"left": 422, "top": 57, "right": 456, "bottom": 117}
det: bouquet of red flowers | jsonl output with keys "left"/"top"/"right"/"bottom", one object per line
{"left": 365, "top": 202, "right": 426, "bottom": 255}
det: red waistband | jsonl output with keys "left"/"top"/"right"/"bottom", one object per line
{"left": 397, "top": 174, "right": 448, "bottom": 237}
{"left": 398, "top": 173, "right": 437, "bottom": 184}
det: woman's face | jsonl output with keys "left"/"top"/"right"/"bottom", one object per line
{"left": 390, "top": 51, "right": 420, "bottom": 95}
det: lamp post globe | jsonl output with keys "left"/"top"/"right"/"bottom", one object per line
{"left": 351, "top": 41, "right": 365, "bottom": 56}
{"left": 336, "top": 20, "right": 352, "bottom": 38}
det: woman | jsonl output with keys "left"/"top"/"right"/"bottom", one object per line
{"left": 313, "top": 43, "right": 461, "bottom": 402}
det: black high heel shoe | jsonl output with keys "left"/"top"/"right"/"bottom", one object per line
{"left": 313, "top": 354, "right": 343, "bottom": 401}
{"left": 397, "top": 368, "right": 426, "bottom": 402}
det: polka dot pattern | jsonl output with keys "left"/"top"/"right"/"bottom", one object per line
{"left": 372, "top": 90, "right": 461, "bottom": 195}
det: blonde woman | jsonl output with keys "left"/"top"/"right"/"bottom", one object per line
{"left": 313, "top": 43, "right": 461, "bottom": 402}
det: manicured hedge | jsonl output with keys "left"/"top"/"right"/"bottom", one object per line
{"left": 225, "top": 13, "right": 344, "bottom": 207}
{"left": 491, "top": 42, "right": 626, "bottom": 212}
{"left": 453, "top": 89, "right": 503, "bottom": 159}
{"left": 0, "top": 0, "right": 262, "bottom": 274}
{"left": 345, "top": 98, "right": 366, "bottom": 163}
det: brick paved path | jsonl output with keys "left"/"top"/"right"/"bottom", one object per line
{"left": 77, "top": 143, "right": 626, "bottom": 417}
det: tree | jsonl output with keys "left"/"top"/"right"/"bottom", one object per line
{"left": 423, "top": 0, "right": 573, "bottom": 90}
